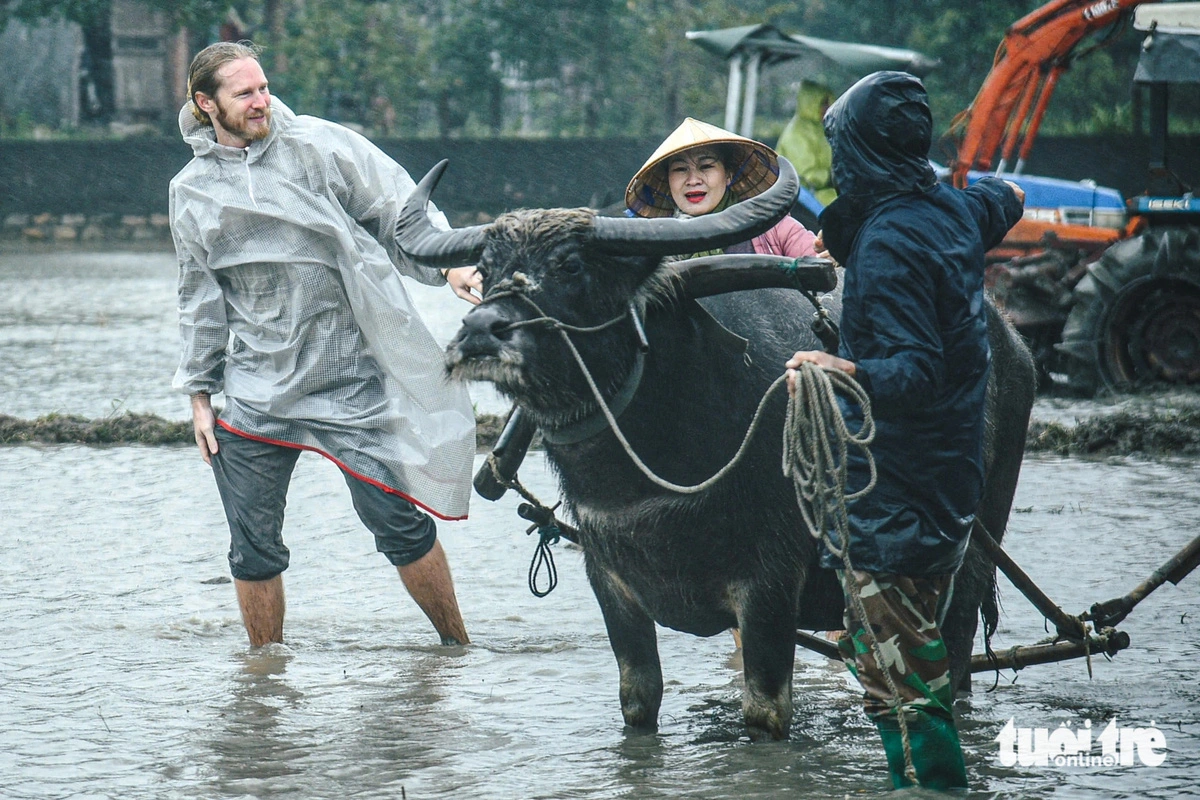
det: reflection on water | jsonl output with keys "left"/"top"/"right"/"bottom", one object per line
{"left": 1, "top": 251, "right": 1198, "bottom": 798}
{"left": 211, "top": 649, "right": 308, "bottom": 788}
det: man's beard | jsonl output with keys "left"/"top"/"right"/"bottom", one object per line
{"left": 214, "top": 100, "right": 272, "bottom": 143}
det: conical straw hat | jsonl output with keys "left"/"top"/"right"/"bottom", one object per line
{"left": 625, "top": 117, "right": 781, "bottom": 218}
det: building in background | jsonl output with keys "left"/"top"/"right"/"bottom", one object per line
{"left": 0, "top": 18, "right": 82, "bottom": 131}
{"left": 0, "top": 0, "right": 190, "bottom": 134}
{"left": 110, "top": 0, "right": 189, "bottom": 131}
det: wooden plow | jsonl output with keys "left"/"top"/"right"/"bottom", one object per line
{"left": 796, "top": 530, "right": 1200, "bottom": 675}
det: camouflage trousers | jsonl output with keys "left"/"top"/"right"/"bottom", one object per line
{"left": 835, "top": 570, "right": 955, "bottom": 722}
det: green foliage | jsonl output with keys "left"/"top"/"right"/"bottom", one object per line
{"left": 3, "top": 0, "right": 233, "bottom": 30}
{"left": 4, "top": 0, "right": 111, "bottom": 28}
{"left": 6, "top": 0, "right": 1194, "bottom": 139}
{"left": 270, "top": 2, "right": 427, "bottom": 131}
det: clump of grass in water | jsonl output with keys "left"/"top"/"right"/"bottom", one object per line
{"left": 474, "top": 412, "right": 506, "bottom": 450}
{"left": 0, "top": 412, "right": 194, "bottom": 445}
{"left": 1026, "top": 409, "right": 1200, "bottom": 456}
{"left": 3, "top": 408, "right": 1197, "bottom": 456}
{"left": 0, "top": 410, "right": 515, "bottom": 451}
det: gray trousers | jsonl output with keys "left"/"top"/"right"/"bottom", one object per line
{"left": 210, "top": 425, "right": 437, "bottom": 581}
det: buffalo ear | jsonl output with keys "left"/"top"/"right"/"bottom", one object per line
{"left": 396, "top": 159, "right": 490, "bottom": 268}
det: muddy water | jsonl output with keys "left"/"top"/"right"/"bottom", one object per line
{"left": 1, "top": 251, "right": 1197, "bottom": 798}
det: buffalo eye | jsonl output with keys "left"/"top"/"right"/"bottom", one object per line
{"left": 559, "top": 254, "right": 586, "bottom": 276}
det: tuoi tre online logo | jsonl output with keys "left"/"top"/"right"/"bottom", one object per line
{"left": 996, "top": 718, "right": 1167, "bottom": 768}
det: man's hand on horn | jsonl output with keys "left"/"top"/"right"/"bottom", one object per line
{"left": 443, "top": 266, "right": 483, "bottom": 305}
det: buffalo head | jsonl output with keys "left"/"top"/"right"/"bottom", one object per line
{"left": 396, "top": 158, "right": 800, "bottom": 429}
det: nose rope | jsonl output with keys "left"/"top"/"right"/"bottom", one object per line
{"left": 469, "top": 276, "right": 640, "bottom": 598}
{"left": 481, "top": 287, "right": 631, "bottom": 337}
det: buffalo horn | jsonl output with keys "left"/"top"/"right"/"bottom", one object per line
{"left": 396, "top": 159, "right": 490, "bottom": 268}
{"left": 591, "top": 156, "right": 801, "bottom": 257}
{"left": 668, "top": 254, "right": 837, "bottom": 299}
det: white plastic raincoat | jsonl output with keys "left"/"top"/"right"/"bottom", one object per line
{"left": 170, "top": 99, "right": 475, "bottom": 520}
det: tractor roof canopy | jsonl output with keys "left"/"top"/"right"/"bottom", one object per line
{"left": 1134, "top": 1, "right": 1200, "bottom": 84}
{"left": 685, "top": 23, "right": 938, "bottom": 137}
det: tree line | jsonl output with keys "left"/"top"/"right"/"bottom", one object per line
{"left": 3, "top": 0, "right": 1185, "bottom": 141}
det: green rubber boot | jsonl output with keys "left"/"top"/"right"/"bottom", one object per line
{"left": 874, "top": 711, "right": 968, "bottom": 791}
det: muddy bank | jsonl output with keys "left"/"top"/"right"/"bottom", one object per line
{"left": 5, "top": 405, "right": 1199, "bottom": 457}
{"left": 1027, "top": 388, "right": 1200, "bottom": 456}
{"left": 0, "top": 411, "right": 510, "bottom": 451}
{"left": 1026, "top": 409, "right": 1200, "bottom": 456}
{"left": 0, "top": 412, "right": 193, "bottom": 445}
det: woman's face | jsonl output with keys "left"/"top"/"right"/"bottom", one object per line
{"left": 667, "top": 148, "right": 728, "bottom": 215}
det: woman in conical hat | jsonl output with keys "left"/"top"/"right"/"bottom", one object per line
{"left": 627, "top": 119, "right": 821, "bottom": 655}
{"left": 625, "top": 117, "right": 818, "bottom": 257}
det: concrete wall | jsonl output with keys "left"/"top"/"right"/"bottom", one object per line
{"left": 2, "top": 134, "right": 1199, "bottom": 246}
{"left": 0, "top": 136, "right": 661, "bottom": 217}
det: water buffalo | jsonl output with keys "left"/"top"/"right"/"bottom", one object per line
{"left": 397, "top": 158, "right": 1037, "bottom": 741}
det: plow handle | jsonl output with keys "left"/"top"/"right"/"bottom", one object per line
{"left": 1089, "top": 532, "right": 1200, "bottom": 629}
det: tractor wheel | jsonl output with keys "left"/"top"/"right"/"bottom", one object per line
{"left": 1058, "top": 226, "right": 1200, "bottom": 395}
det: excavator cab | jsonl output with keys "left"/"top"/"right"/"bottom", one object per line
{"left": 1128, "top": 4, "right": 1200, "bottom": 206}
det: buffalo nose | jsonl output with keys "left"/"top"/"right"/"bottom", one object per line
{"left": 456, "top": 304, "right": 512, "bottom": 357}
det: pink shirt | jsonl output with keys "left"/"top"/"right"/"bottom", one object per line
{"left": 750, "top": 215, "right": 818, "bottom": 258}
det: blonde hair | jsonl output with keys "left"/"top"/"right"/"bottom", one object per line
{"left": 187, "top": 40, "right": 262, "bottom": 126}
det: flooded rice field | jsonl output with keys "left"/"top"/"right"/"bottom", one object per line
{"left": 1, "top": 250, "right": 1197, "bottom": 798}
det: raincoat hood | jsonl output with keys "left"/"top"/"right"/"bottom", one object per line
{"left": 179, "top": 95, "right": 290, "bottom": 162}
{"left": 795, "top": 81, "right": 835, "bottom": 124}
{"left": 822, "top": 70, "right": 936, "bottom": 201}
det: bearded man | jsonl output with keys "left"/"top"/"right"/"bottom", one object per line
{"left": 170, "top": 41, "right": 481, "bottom": 647}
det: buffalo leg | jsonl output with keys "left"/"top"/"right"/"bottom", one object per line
{"left": 737, "top": 587, "right": 800, "bottom": 740}
{"left": 941, "top": 545, "right": 990, "bottom": 696}
{"left": 587, "top": 563, "right": 663, "bottom": 731}
{"left": 947, "top": 305, "right": 1037, "bottom": 694}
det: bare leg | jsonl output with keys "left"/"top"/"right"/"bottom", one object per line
{"left": 234, "top": 575, "right": 285, "bottom": 646}
{"left": 397, "top": 540, "right": 469, "bottom": 645}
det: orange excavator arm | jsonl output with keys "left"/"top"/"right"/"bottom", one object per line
{"left": 948, "top": 0, "right": 1156, "bottom": 188}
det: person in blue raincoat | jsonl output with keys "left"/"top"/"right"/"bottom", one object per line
{"left": 784, "top": 71, "right": 1024, "bottom": 790}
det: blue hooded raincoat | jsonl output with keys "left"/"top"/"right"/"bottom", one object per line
{"left": 817, "top": 72, "right": 1023, "bottom": 576}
